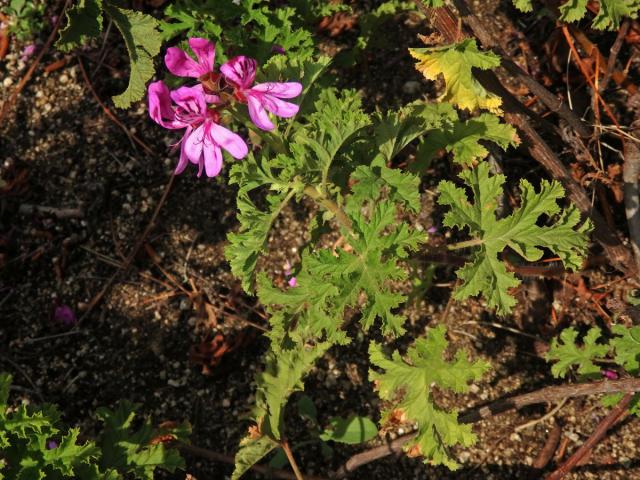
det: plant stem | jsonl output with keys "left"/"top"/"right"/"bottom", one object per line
{"left": 446, "top": 238, "right": 483, "bottom": 251}
{"left": 303, "top": 185, "right": 354, "bottom": 233}
{"left": 282, "top": 440, "right": 305, "bottom": 480}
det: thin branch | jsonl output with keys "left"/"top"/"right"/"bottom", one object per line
{"left": 531, "top": 421, "right": 562, "bottom": 472}
{"left": 282, "top": 440, "right": 305, "bottom": 480}
{"left": 546, "top": 393, "right": 633, "bottom": 480}
{"left": 600, "top": 19, "right": 631, "bottom": 93}
{"left": 179, "top": 443, "right": 327, "bottom": 480}
{"left": 623, "top": 122, "right": 640, "bottom": 276}
{"left": 333, "top": 377, "right": 640, "bottom": 478}
{"left": 77, "top": 56, "right": 155, "bottom": 155}
{"left": 0, "top": 0, "right": 72, "bottom": 122}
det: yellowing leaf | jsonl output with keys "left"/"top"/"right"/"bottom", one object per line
{"left": 409, "top": 39, "right": 502, "bottom": 114}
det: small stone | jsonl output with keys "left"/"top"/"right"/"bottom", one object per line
{"left": 402, "top": 80, "right": 421, "bottom": 95}
{"left": 222, "top": 398, "right": 231, "bottom": 408}
{"left": 3, "top": 77, "right": 13, "bottom": 88}
{"left": 59, "top": 74, "right": 69, "bottom": 84}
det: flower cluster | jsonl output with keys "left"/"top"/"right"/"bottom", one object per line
{"left": 148, "top": 38, "right": 302, "bottom": 178}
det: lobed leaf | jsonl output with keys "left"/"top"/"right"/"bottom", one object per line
{"left": 418, "top": 113, "right": 519, "bottom": 167}
{"left": 438, "top": 162, "right": 592, "bottom": 315}
{"left": 103, "top": 4, "right": 162, "bottom": 108}
{"left": 546, "top": 327, "right": 610, "bottom": 378}
{"left": 369, "top": 325, "right": 489, "bottom": 469}
{"left": 410, "top": 39, "right": 502, "bottom": 114}
{"left": 56, "top": 0, "right": 104, "bottom": 52}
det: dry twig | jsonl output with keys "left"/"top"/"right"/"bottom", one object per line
{"left": 546, "top": 393, "right": 633, "bottom": 480}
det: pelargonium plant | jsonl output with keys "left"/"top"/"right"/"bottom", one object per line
{"left": 141, "top": 27, "right": 595, "bottom": 478}
{"left": 148, "top": 38, "right": 302, "bottom": 178}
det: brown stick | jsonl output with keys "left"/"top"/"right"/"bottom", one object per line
{"left": 333, "top": 377, "right": 640, "bottom": 478}
{"left": 532, "top": 422, "right": 563, "bottom": 471}
{"left": 601, "top": 20, "right": 631, "bottom": 92}
{"left": 77, "top": 56, "right": 155, "bottom": 155}
{"left": 422, "top": 2, "right": 634, "bottom": 274}
{"left": 0, "top": 0, "right": 71, "bottom": 123}
{"left": 545, "top": 393, "right": 633, "bottom": 480}
{"left": 18, "top": 204, "right": 84, "bottom": 219}
{"left": 624, "top": 122, "right": 640, "bottom": 276}
{"left": 179, "top": 443, "right": 328, "bottom": 480}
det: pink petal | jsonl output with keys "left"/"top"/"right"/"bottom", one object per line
{"left": 174, "top": 128, "right": 192, "bottom": 175}
{"left": 287, "top": 277, "right": 297, "bottom": 288}
{"left": 260, "top": 95, "right": 299, "bottom": 118}
{"left": 185, "top": 124, "right": 205, "bottom": 164}
{"left": 189, "top": 37, "right": 215, "bottom": 73}
{"left": 247, "top": 95, "right": 274, "bottom": 131}
{"left": 170, "top": 85, "right": 207, "bottom": 116}
{"left": 209, "top": 123, "right": 248, "bottom": 159}
{"left": 165, "top": 46, "right": 206, "bottom": 78}
{"left": 203, "top": 143, "right": 223, "bottom": 177}
{"left": 148, "top": 81, "right": 184, "bottom": 129}
{"left": 220, "top": 55, "right": 257, "bottom": 90}
{"left": 251, "top": 82, "right": 302, "bottom": 99}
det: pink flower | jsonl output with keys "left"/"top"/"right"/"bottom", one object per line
{"left": 148, "top": 81, "right": 248, "bottom": 177}
{"left": 165, "top": 37, "right": 216, "bottom": 79}
{"left": 601, "top": 369, "right": 619, "bottom": 380}
{"left": 220, "top": 56, "right": 302, "bottom": 131}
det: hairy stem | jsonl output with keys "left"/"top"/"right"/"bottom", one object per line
{"left": 303, "top": 185, "right": 354, "bottom": 233}
{"left": 282, "top": 440, "right": 305, "bottom": 480}
{"left": 447, "top": 238, "right": 483, "bottom": 250}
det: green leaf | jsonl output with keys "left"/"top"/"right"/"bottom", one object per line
{"left": 370, "top": 325, "right": 489, "bottom": 469}
{"left": 231, "top": 434, "right": 277, "bottom": 480}
{"left": 43, "top": 428, "right": 99, "bottom": 476}
{"left": 410, "top": 39, "right": 502, "bottom": 114}
{"left": 226, "top": 189, "right": 295, "bottom": 292}
{"left": 319, "top": 416, "right": 378, "bottom": 444}
{"left": 56, "top": 0, "right": 103, "bottom": 52}
{"left": 292, "top": 88, "right": 371, "bottom": 186}
{"left": 0, "top": 373, "right": 10, "bottom": 411}
{"left": 296, "top": 395, "right": 318, "bottom": 423}
{"left": 307, "top": 200, "right": 425, "bottom": 335}
{"left": 610, "top": 324, "right": 640, "bottom": 373}
{"left": 546, "top": 327, "right": 610, "bottom": 378}
{"left": 419, "top": 113, "right": 519, "bottom": 166}
{"left": 438, "top": 161, "right": 592, "bottom": 315}
{"left": 592, "top": 0, "right": 640, "bottom": 29}
{"left": 513, "top": 0, "right": 534, "bottom": 12}
{"left": 102, "top": 4, "right": 161, "bottom": 108}
{"left": 97, "top": 401, "right": 187, "bottom": 478}
{"left": 350, "top": 164, "right": 421, "bottom": 213}
{"left": 253, "top": 341, "right": 331, "bottom": 439}
{"left": 558, "top": 0, "right": 589, "bottom": 22}
{"left": 374, "top": 102, "right": 458, "bottom": 165}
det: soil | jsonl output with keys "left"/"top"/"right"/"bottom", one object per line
{"left": 2, "top": 1, "right": 640, "bottom": 479}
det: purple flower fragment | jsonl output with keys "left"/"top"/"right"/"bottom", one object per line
{"left": 601, "top": 369, "right": 619, "bottom": 380}
{"left": 271, "top": 44, "right": 286, "bottom": 55}
{"left": 20, "top": 44, "right": 37, "bottom": 61}
{"left": 47, "top": 440, "right": 58, "bottom": 450}
{"left": 53, "top": 305, "right": 76, "bottom": 327}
